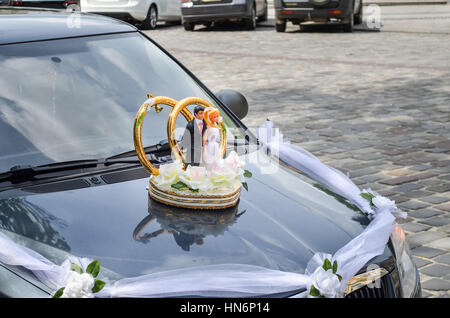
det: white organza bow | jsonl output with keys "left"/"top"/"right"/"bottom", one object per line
{"left": 0, "top": 120, "right": 405, "bottom": 298}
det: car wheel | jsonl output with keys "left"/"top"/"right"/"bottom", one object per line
{"left": 245, "top": 4, "right": 257, "bottom": 30}
{"left": 354, "top": 0, "right": 363, "bottom": 25}
{"left": 342, "top": 4, "right": 354, "bottom": 32}
{"left": 141, "top": 5, "right": 158, "bottom": 30}
{"left": 183, "top": 22, "right": 195, "bottom": 31}
{"left": 275, "top": 19, "right": 286, "bottom": 32}
{"left": 258, "top": 0, "right": 268, "bottom": 22}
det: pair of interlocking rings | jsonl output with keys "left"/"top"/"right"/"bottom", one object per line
{"left": 133, "top": 95, "right": 227, "bottom": 176}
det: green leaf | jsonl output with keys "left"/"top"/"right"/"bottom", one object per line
{"left": 92, "top": 280, "right": 106, "bottom": 293}
{"left": 333, "top": 260, "right": 338, "bottom": 274}
{"left": 189, "top": 187, "right": 199, "bottom": 193}
{"left": 337, "top": 274, "right": 342, "bottom": 282}
{"left": 243, "top": 170, "right": 252, "bottom": 178}
{"left": 360, "top": 192, "right": 375, "bottom": 205}
{"left": 53, "top": 287, "right": 65, "bottom": 298}
{"left": 171, "top": 181, "right": 188, "bottom": 190}
{"left": 322, "top": 258, "right": 332, "bottom": 271}
{"left": 71, "top": 263, "right": 83, "bottom": 274}
{"left": 86, "top": 260, "right": 100, "bottom": 278}
{"left": 309, "top": 285, "right": 321, "bottom": 297}
{"left": 242, "top": 182, "right": 248, "bottom": 191}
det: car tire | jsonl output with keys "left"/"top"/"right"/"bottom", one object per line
{"left": 245, "top": 4, "right": 257, "bottom": 30}
{"left": 275, "top": 20, "right": 286, "bottom": 32}
{"left": 354, "top": 0, "right": 363, "bottom": 25}
{"left": 141, "top": 5, "right": 158, "bottom": 30}
{"left": 342, "top": 3, "right": 354, "bottom": 32}
{"left": 183, "top": 22, "right": 195, "bottom": 31}
{"left": 259, "top": 0, "right": 268, "bottom": 22}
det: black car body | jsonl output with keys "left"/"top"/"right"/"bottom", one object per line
{"left": 181, "top": 0, "right": 268, "bottom": 30}
{"left": 0, "top": 8, "right": 420, "bottom": 298}
{"left": 274, "top": 0, "right": 363, "bottom": 32}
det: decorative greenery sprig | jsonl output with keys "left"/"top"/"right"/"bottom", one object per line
{"left": 360, "top": 192, "right": 376, "bottom": 206}
{"left": 242, "top": 169, "right": 252, "bottom": 191}
{"left": 171, "top": 181, "right": 199, "bottom": 192}
{"left": 53, "top": 260, "right": 106, "bottom": 298}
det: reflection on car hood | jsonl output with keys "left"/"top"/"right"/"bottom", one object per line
{"left": 0, "top": 157, "right": 373, "bottom": 278}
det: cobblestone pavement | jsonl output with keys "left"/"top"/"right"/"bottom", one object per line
{"left": 145, "top": 3, "right": 450, "bottom": 297}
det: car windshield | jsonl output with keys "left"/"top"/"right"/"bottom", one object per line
{"left": 0, "top": 32, "right": 246, "bottom": 174}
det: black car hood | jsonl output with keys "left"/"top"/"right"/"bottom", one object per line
{"left": 0, "top": 157, "right": 373, "bottom": 279}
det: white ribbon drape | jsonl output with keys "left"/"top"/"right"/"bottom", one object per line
{"left": 0, "top": 120, "right": 405, "bottom": 298}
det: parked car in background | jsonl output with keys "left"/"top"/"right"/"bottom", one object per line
{"left": 274, "top": 0, "right": 363, "bottom": 32}
{"left": 80, "top": 0, "right": 181, "bottom": 30}
{"left": 0, "top": 0, "right": 78, "bottom": 9}
{"left": 181, "top": 0, "right": 268, "bottom": 31}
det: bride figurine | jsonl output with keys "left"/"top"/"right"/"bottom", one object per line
{"left": 201, "top": 107, "right": 223, "bottom": 171}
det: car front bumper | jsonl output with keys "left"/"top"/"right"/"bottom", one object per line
{"left": 274, "top": 0, "right": 352, "bottom": 21}
{"left": 80, "top": 0, "right": 148, "bottom": 22}
{"left": 181, "top": 1, "right": 251, "bottom": 23}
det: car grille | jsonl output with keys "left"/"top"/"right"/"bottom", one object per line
{"left": 345, "top": 269, "right": 400, "bottom": 298}
{"left": 282, "top": 1, "right": 340, "bottom": 9}
{"left": 192, "top": 0, "right": 233, "bottom": 5}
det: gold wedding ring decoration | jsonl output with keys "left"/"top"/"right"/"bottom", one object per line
{"left": 133, "top": 94, "right": 227, "bottom": 175}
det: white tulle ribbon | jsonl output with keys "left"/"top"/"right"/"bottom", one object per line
{"left": 0, "top": 120, "right": 406, "bottom": 298}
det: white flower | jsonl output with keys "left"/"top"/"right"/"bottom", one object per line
{"left": 372, "top": 195, "right": 396, "bottom": 212}
{"left": 155, "top": 160, "right": 183, "bottom": 186}
{"left": 179, "top": 165, "right": 210, "bottom": 190}
{"left": 61, "top": 271, "right": 95, "bottom": 298}
{"left": 223, "top": 151, "right": 245, "bottom": 170}
{"left": 311, "top": 267, "right": 342, "bottom": 298}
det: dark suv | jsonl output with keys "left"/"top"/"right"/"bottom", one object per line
{"left": 274, "top": 0, "right": 363, "bottom": 32}
{"left": 181, "top": 0, "right": 268, "bottom": 31}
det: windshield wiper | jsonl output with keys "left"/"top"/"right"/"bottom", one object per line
{"left": 0, "top": 141, "right": 171, "bottom": 184}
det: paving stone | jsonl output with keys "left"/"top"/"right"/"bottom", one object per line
{"left": 442, "top": 225, "right": 450, "bottom": 234}
{"left": 404, "top": 190, "right": 434, "bottom": 199}
{"left": 411, "top": 246, "right": 447, "bottom": 258}
{"left": 429, "top": 238, "right": 450, "bottom": 250}
{"left": 380, "top": 175, "right": 420, "bottom": 186}
{"left": 420, "top": 264, "right": 450, "bottom": 277}
{"left": 408, "top": 209, "right": 444, "bottom": 219}
{"left": 419, "top": 217, "right": 450, "bottom": 227}
{"left": 420, "top": 196, "right": 450, "bottom": 205}
{"left": 399, "top": 200, "right": 429, "bottom": 211}
{"left": 407, "top": 231, "right": 447, "bottom": 249}
{"left": 438, "top": 174, "right": 450, "bottom": 181}
{"left": 348, "top": 168, "right": 379, "bottom": 178}
{"left": 410, "top": 164, "right": 433, "bottom": 172}
{"left": 435, "top": 254, "right": 450, "bottom": 266}
{"left": 421, "top": 290, "right": 434, "bottom": 298}
{"left": 379, "top": 171, "right": 438, "bottom": 186}
{"left": 391, "top": 183, "right": 424, "bottom": 193}
{"left": 401, "top": 222, "right": 431, "bottom": 233}
{"left": 390, "top": 195, "right": 410, "bottom": 204}
{"left": 412, "top": 257, "right": 432, "bottom": 268}
{"left": 353, "top": 153, "right": 385, "bottom": 161}
{"left": 435, "top": 203, "right": 450, "bottom": 212}
{"left": 422, "top": 279, "right": 450, "bottom": 291}
{"left": 426, "top": 183, "right": 450, "bottom": 193}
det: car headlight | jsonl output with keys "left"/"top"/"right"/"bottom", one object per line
{"left": 390, "top": 226, "right": 418, "bottom": 297}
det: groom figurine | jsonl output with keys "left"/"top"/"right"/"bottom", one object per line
{"left": 180, "top": 106, "right": 207, "bottom": 166}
